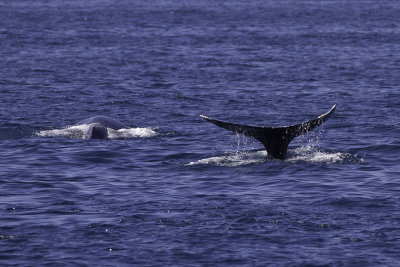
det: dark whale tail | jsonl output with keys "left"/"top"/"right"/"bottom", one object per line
{"left": 200, "top": 105, "right": 336, "bottom": 159}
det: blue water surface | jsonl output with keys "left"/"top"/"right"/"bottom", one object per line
{"left": 1, "top": 0, "right": 400, "bottom": 266}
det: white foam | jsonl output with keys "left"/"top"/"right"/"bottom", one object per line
{"left": 107, "top": 127, "right": 158, "bottom": 139}
{"left": 187, "top": 146, "right": 354, "bottom": 167}
{"left": 287, "top": 146, "right": 348, "bottom": 163}
{"left": 187, "top": 150, "right": 268, "bottom": 167}
{"left": 36, "top": 125, "right": 90, "bottom": 139}
{"left": 36, "top": 125, "right": 157, "bottom": 139}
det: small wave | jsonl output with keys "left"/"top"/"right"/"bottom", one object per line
{"left": 36, "top": 125, "right": 157, "bottom": 139}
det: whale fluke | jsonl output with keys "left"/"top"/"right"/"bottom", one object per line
{"left": 200, "top": 105, "right": 336, "bottom": 159}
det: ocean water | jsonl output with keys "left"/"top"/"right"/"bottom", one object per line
{"left": 1, "top": 0, "right": 400, "bottom": 266}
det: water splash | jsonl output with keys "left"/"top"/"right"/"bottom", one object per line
{"left": 36, "top": 125, "right": 157, "bottom": 139}
{"left": 186, "top": 150, "right": 268, "bottom": 167}
{"left": 287, "top": 146, "right": 350, "bottom": 164}
{"left": 36, "top": 125, "right": 89, "bottom": 139}
{"left": 188, "top": 128, "right": 357, "bottom": 166}
{"left": 187, "top": 146, "right": 360, "bottom": 167}
{"left": 107, "top": 127, "right": 158, "bottom": 139}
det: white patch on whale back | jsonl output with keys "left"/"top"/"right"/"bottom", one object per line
{"left": 36, "top": 124, "right": 157, "bottom": 139}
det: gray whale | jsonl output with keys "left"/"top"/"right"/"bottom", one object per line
{"left": 75, "top": 115, "right": 126, "bottom": 139}
{"left": 201, "top": 105, "right": 336, "bottom": 160}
